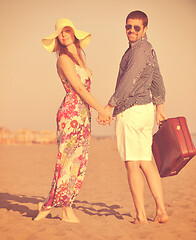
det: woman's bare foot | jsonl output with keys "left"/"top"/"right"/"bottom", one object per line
{"left": 154, "top": 212, "right": 168, "bottom": 223}
{"left": 38, "top": 202, "right": 44, "bottom": 211}
{"left": 34, "top": 202, "right": 51, "bottom": 221}
{"left": 62, "top": 207, "right": 80, "bottom": 223}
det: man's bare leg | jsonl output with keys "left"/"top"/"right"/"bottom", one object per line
{"left": 125, "top": 161, "right": 148, "bottom": 224}
{"left": 140, "top": 161, "right": 168, "bottom": 223}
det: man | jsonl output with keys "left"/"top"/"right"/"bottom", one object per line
{"left": 101, "top": 10, "right": 168, "bottom": 223}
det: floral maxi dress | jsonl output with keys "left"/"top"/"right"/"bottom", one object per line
{"left": 42, "top": 64, "right": 91, "bottom": 209}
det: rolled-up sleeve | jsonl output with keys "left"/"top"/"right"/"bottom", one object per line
{"left": 108, "top": 48, "right": 147, "bottom": 107}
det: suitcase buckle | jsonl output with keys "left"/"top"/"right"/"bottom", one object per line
{"left": 177, "top": 125, "right": 181, "bottom": 130}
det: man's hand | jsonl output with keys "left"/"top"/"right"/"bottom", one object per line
{"left": 97, "top": 104, "right": 113, "bottom": 126}
{"left": 156, "top": 104, "right": 167, "bottom": 126}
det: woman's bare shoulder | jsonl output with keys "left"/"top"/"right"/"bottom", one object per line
{"left": 57, "top": 54, "right": 74, "bottom": 68}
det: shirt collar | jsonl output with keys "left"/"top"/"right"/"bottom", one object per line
{"left": 129, "top": 35, "right": 147, "bottom": 49}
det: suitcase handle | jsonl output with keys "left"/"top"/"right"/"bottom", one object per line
{"left": 159, "top": 119, "right": 167, "bottom": 129}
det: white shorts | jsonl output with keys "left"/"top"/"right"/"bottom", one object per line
{"left": 115, "top": 102, "right": 154, "bottom": 162}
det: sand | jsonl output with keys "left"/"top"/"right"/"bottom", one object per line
{"left": 0, "top": 137, "right": 196, "bottom": 240}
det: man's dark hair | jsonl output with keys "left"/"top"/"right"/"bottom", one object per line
{"left": 126, "top": 10, "right": 148, "bottom": 27}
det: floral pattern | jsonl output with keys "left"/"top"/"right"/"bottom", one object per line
{"left": 42, "top": 64, "right": 91, "bottom": 209}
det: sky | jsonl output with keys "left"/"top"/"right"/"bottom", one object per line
{"left": 0, "top": 0, "right": 196, "bottom": 136}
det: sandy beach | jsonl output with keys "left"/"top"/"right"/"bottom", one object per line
{"left": 0, "top": 136, "right": 196, "bottom": 240}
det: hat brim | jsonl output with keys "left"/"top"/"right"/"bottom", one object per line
{"left": 42, "top": 26, "right": 91, "bottom": 52}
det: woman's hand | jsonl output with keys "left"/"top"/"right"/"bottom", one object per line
{"left": 97, "top": 110, "right": 112, "bottom": 126}
{"left": 97, "top": 104, "right": 113, "bottom": 126}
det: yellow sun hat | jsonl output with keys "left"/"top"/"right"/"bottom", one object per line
{"left": 42, "top": 18, "right": 91, "bottom": 52}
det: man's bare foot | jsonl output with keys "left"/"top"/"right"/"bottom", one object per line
{"left": 154, "top": 213, "right": 168, "bottom": 223}
{"left": 62, "top": 207, "right": 80, "bottom": 223}
{"left": 34, "top": 202, "right": 51, "bottom": 221}
{"left": 133, "top": 217, "right": 148, "bottom": 224}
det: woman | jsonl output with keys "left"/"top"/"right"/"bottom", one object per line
{"left": 34, "top": 18, "right": 111, "bottom": 222}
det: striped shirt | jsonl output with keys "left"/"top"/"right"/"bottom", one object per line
{"left": 108, "top": 35, "right": 165, "bottom": 117}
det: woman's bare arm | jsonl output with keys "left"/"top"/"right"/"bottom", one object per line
{"left": 57, "top": 55, "right": 112, "bottom": 123}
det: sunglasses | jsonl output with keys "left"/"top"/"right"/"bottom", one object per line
{"left": 125, "top": 24, "right": 141, "bottom": 32}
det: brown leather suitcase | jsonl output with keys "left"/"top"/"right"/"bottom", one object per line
{"left": 152, "top": 117, "right": 196, "bottom": 177}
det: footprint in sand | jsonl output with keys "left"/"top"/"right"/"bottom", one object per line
{"left": 139, "top": 231, "right": 152, "bottom": 239}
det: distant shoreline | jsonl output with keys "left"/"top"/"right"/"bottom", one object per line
{"left": 0, "top": 127, "right": 116, "bottom": 145}
{"left": 0, "top": 127, "right": 195, "bottom": 146}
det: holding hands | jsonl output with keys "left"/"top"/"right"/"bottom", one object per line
{"left": 97, "top": 104, "right": 113, "bottom": 126}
